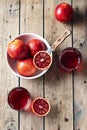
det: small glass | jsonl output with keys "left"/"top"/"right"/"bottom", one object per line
{"left": 59, "top": 47, "right": 82, "bottom": 72}
{"left": 8, "top": 87, "right": 31, "bottom": 111}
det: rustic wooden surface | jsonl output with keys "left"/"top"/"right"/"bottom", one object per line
{"left": 73, "top": 0, "right": 87, "bottom": 130}
{"left": 0, "top": 0, "right": 87, "bottom": 130}
{"left": 0, "top": 0, "right": 19, "bottom": 130}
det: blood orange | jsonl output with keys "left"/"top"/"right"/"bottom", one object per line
{"left": 33, "top": 51, "right": 52, "bottom": 70}
{"left": 27, "top": 39, "right": 47, "bottom": 57}
{"left": 17, "top": 58, "right": 37, "bottom": 77}
{"left": 31, "top": 97, "right": 50, "bottom": 116}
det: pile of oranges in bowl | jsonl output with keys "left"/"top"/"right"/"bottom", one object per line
{"left": 6, "top": 33, "right": 52, "bottom": 79}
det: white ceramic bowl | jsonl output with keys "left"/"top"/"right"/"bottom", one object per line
{"left": 6, "top": 33, "right": 52, "bottom": 79}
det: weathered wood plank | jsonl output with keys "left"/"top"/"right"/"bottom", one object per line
{"left": 44, "top": 0, "right": 73, "bottom": 130}
{"left": 20, "top": 0, "right": 44, "bottom": 130}
{"left": 73, "top": 0, "right": 87, "bottom": 130}
{"left": 0, "top": 0, "right": 19, "bottom": 130}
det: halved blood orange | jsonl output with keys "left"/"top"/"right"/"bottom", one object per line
{"left": 31, "top": 97, "right": 50, "bottom": 116}
{"left": 33, "top": 51, "right": 52, "bottom": 70}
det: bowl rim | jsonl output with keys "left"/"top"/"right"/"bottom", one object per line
{"left": 5, "top": 33, "right": 52, "bottom": 79}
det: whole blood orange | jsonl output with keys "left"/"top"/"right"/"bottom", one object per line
{"left": 27, "top": 39, "right": 46, "bottom": 57}
{"left": 17, "top": 58, "right": 37, "bottom": 76}
{"left": 31, "top": 97, "right": 50, "bottom": 116}
{"left": 54, "top": 3, "right": 73, "bottom": 22}
{"left": 7, "top": 39, "right": 29, "bottom": 60}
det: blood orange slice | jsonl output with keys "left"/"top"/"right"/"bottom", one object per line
{"left": 33, "top": 51, "right": 52, "bottom": 70}
{"left": 31, "top": 97, "right": 50, "bottom": 116}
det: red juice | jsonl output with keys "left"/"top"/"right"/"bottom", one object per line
{"left": 59, "top": 47, "right": 82, "bottom": 72}
{"left": 8, "top": 87, "right": 31, "bottom": 110}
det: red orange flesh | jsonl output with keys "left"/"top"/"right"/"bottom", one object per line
{"left": 31, "top": 97, "right": 50, "bottom": 116}
{"left": 33, "top": 51, "right": 52, "bottom": 70}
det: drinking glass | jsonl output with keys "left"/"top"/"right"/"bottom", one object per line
{"left": 8, "top": 87, "right": 31, "bottom": 111}
{"left": 59, "top": 47, "right": 82, "bottom": 72}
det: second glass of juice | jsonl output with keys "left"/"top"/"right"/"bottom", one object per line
{"left": 8, "top": 87, "right": 31, "bottom": 111}
{"left": 59, "top": 47, "right": 82, "bottom": 72}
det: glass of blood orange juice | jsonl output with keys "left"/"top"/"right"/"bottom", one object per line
{"left": 59, "top": 47, "right": 82, "bottom": 72}
{"left": 8, "top": 87, "right": 31, "bottom": 111}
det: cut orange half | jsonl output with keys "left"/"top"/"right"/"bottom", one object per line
{"left": 31, "top": 97, "right": 50, "bottom": 117}
{"left": 33, "top": 51, "right": 52, "bottom": 70}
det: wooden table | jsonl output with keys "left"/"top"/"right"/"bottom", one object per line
{"left": 0, "top": 0, "right": 87, "bottom": 130}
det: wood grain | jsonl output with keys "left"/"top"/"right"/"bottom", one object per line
{"left": 20, "top": 0, "right": 44, "bottom": 130}
{"left": 0, "top": 0, "right": 19, "bottom": 130}
{"left": 44, "top": 0, "right": 73, "bottom": 130}
{"left": 73, "top": 0, "right": 87, "bottom": 129}
{"left": 1, "top": 0, "right": 87, "bottom": 130}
